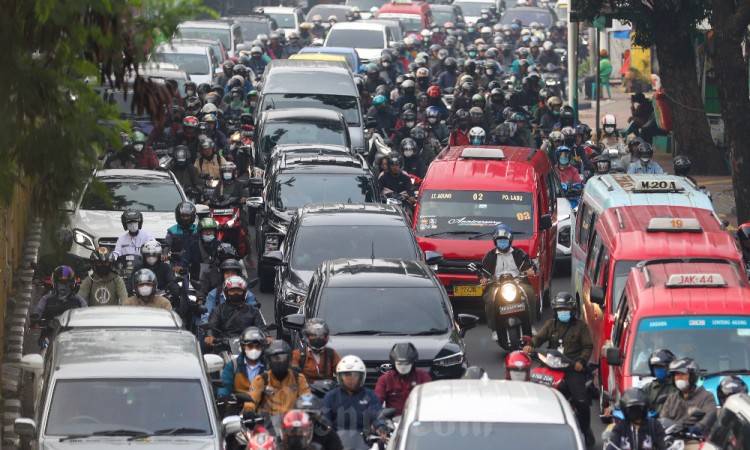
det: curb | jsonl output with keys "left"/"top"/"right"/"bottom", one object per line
{"left": 1, "top": 218, "right": 41, "bottom": 449}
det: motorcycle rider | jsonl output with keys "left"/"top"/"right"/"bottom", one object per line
{"left": 205, "top": 276, "right": 264, "bottom": 347}
{"left": 201, "top": 258, "right": 257, "bottom": 326}
{"left": 195, "top": 138, "right": 228, "bottom": 179}
{"left": 378, "top": 152, "right": 415, "bottom": 204}
{"left": 170, "top": 146, "right": 201, "bottom": 199}
{"left": 32, "top": 266, "right": 87, "bottom": 343}
{"left": 280, "top": 410, "right": 316, "bottom": 450}
{"left": 367, "top": 95, "right": 398, "bottom": 138}
{"left": 491, "top": 123, "right": 519, "bottom": 146}
{"left": 78, "top": 247, "right": 128, "bottom": 306}
{"left": 164, "top": 201, "right": 199, "bottom": 260}
{"left": 291, "top": 318, "right": 341, "bottom": 383}
{"left": 35, "top": 228, "right": 91, "bottom": 278}
{"left": 114, "top": 209, "right": 155, "bottom": 257}
{"left": 131, "top": 129, "right": 158, "bottom": 169}
{"left": 660, "top": 357, "right": 717, "bottom": 448}
{"left": 364, "top": 64, "right": 388, "bottom": 96}
{"left": 423, "top": 106, "right": 450, "bottom": 143}
{"left": 103, "top": 132, "right": 139, "bottom": 169}
{"left": 177, "top": 217, "right": 223, "bottom": 280}
{"left": 737, "top": 223, "right": 750, "bottom": 269}
{"left": 199, "top": 243, "right": 242, "bottom": 300}
{"left": 606, "top": 387, "right": 667, "bottom": 450}
{"left": 592, "top": 154, "right": 613, "bottom": 175}
{"left": 245, "top": 340, "right": 311, "bottom": 414}
{"left": 555, "top": 145, "right": 582, "bottom": 184}
{"left": 642, "top": 349, "right": 679, "bottom": 415}
{"left": 375, "top": 343, "right": 432, "bottom": 416}
{"left": 469, "top": 127, "right": 487, "bottom": 146}
{"left": 123, "top": 268, "right": 173, "bottom": 309}
{"left": 598, "top": 114, "right": 624, "bottom": 150}
{"left": 323, "top": 355, "right": 388, "bottom": 437}
{"left": 136, "top": 240, "right": 180, "bottom": 303}
{"left": 295, "top": 394, "right": 344, "bottom": 450}
{"left": 717, "top": 375, "right": 748, "bottom": 407}
{"left": 217, "top": 326, "right": 268, "bottom": 415}
{"left": 523, "top": 292, "right": 595, "bottom": 447}
{"left": 449, "top": 109, "right": 471, "bottom": 146}
{"left": 399, "top": 138, "right": 426, "bottom": 179}
{"left": 504, "top": 351, "right": 533, "bottom": 381}
{"left": 619, "top": 137, "right": 643, "bottom": 171}
{"left": 627, "top": 142, "right": 664, "bottom": 174}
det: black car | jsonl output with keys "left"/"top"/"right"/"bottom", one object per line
{"left": 283, "top": 258, "right": 478, "bottom": 386}
{"left": 251, "top": 152, "right": 381, "bottom": 292}
{"left": 261, "top": 203, "right": 443, "bottom": 331}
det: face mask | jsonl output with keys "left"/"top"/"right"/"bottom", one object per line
{"left": 557, "top": 311, "right": 572, "bottom": 322}
{"left": 395, "top": 362, "right": 412, "bottom": 375}
{"left": 604, "top": 126, "right": 615, "bottom": 134}
{"left": 427, "top": 117, "right": 437, "bottom": 125}
{"left": 471, "top": 138, "right": 482, "bottom": 146}
{"left": 405, "top": 121, "right": 415, "bottom": 128}
{"left": 403, "top": 150, "right": 414, "bottom": 158}
{"left": 145, "top": 256, "right": 158, "bottom": 266}
{"left": 202, "top": 234, "right": 215, "bottom": 243}
{"left": 137, "top": 285, "right": 153, "bottom": 297}
{"left": 133, "top": 143, "right": 144, "bottom": 152}
{"left": 559, "top": 157, "right": 570, "bottom": 166}
{"left": 56, "top": 284, "right": 72, "bottom": 300}
{"left": 486, "top": 69, "right": 494, "bottom": 76}
{"left": 223, "top": 172, "right": 233, "bottom": 180}
{"left": 675, "top": 379, "right": 691, "bottom": 392}
{"left": 469, "top": 51, "right": 477, "bottom": 58}
{"left": 186, "top": 89, "right": 195, "bottom": 96}
{"left": 552, "top": 110, "right": 560, "bottom": 116}
{"left": 245, "top": 349, "right": 263, "bottom": 361}
{"left": 176, "top": 158, "right": 187, "bottom": 167}
{"left": 653, "top": 368, "right": 669, "bottom": 381}
{"left": 95, "top": 265, "right": 110, "bottom": 276}
{"left": 508, "top": 370, "right": 527, "bottom": 381}
{"left": 383, "top": 62, "right": 390, "bottom": 68}
{"left": 226, "top": 293, "right": 245, "bottom": 303}
{"left": 495, "top": 239, "right": 510, "bottom": 251}
{"left": 309, "top": 338, "right": 327, "bottom": 350}
{"left": 127, "top": 222, "right": 139, "bottom": 233}
{"left": 640, "top": 157, "right": 651, "bottom": 163}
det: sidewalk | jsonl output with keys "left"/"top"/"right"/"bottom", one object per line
{"left": 575, "top": 84, "right": 738, "bottom": 228}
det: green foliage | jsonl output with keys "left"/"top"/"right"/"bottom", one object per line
{"left": 0, "top": 0, "right": 205, "bottom": 219}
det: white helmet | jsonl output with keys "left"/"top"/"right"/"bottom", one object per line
{"left": 336, "top": 355, "right": 367, "bottom": 388}
{"left": 602, "top": 114, "right": 617, "bottom": 133}
{"left": 521, "top": 29, "right": 531, "bottom": 36}
{"left": 469, "top": 127, "right": 486, "bottom": 145}
{"left": 201, "top": 103, "right": 218, "bottom": 114}
{"left": 543, "top": 41, "right": 553, "bottom": 51}
{"left": 481, "top": 26, "right": 492, "bottom": 34}
{"left": 140, "top": 239, "right": 162, "bottom": 257}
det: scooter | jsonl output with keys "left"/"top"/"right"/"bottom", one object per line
{"left": 210, "top": 200, "right": 251, "bottom": 258}
{"left": 560, "top": 182, "right": 583, "bottom": 212}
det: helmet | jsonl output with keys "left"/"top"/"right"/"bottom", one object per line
{"left": 619, "top": 387, "right": 649, "bottom": 424}
{"left": 673, "top": 155, "right": 692, "bottom": 176}
{"left": 469, "top": 127, "right": 486, "bottom": 145}
{"left": 493, "top": 223, "right": 513, "bottom": 246}
{"left": 132, "top": 268, "right": 157, "bottom": 298}
{"left": 121, "top": 209, "right": 143, "bottom": 231}
{"left": 575, "top": 124, "right": 591, "bottom": 137}
{"left": 200, "top": 138, "right": 215, "bottom": 151}
{"left": 602, "top": 113, "right": 617, "bottom": 128}
{"left": 266, "top": 340, "right": 292, "bottom": 378}
{"left": 201, "top": 103, "right": 219, "bottom": 115}
{"left": 336, "top": 355, "right": 367, "bottom": 389}
{"left": 492, "top": 123, "right": 511, "bottom": 139}
{"left": 299, "top": 22, "right": 312, "bottom": 30}
{"left": 219, "top": 258, "right": 243, "bottom": 275}
{"left": 637, "top": 142, "right": 654, "bottom": 160}
{"left": 425, "top": 106, "right": 441, "bottom": 121}
{"left": 185, "top": 96, "right": 202, "bottom": 114}
{"left": 174, "top": 201, "right": 197, "bottom": 228}
{"left": 198, "top": 217, "right": 218, "bottom": 233}
{"left": 456, "top": 108, "right": 470, "bottom": 121}
{"left": 400, "top": 138, "right": 417, "bottom": 156}
{"left": 140, "top": 240, "right": 162, "bottom": 259}
{"left": 131, "top": 130, "right": 147, "bottom": 151}
{"left": 547, "top": 96, "right": 563, "bottom": 108}
{"left": 427, "top": 85, "right": 441, "bottom": 98}
{"left": 471, "top": 93, "right": 486, "bottom": 105}
{"left": 416, "top": 67, "right": 430, "bottom": 79}
{"left": 561, "top": 126, "right": 576, "bottom": 141}
{"left": 223, "top": 275, "right": 247, "bottom": 294}
{"left": 543, "top": 41, "right": 554, "bottom": 51}
{"left": 248, "top": 432, "right": 276, "bottom": 450}
{"left": 559, "top": 106, "right": 575, "bottom": 121}
{"left": 551, "top": 292, "right": 576, "bottom": 311}
{"left": 387, "top": 151, "right": 404, "bottom": 169}
{"left": 365, "top": 63, "right": 379, "bottom": 75}
{"left": 504, "top": 351, "right": 532, "bottom": 381}
{"left": 372, "top": 95, "right": 387, "bottom": 106}
{"left": 669, "top": 357, "right": 701, "bottom": 387}
{"left": 288, "top": 30, "right": 299, "bottom": 40}
{"left": 592, "top": 155, "right": 611, "bottom": 174}
{"left": 648, "top": 348, "right": 676, "bottom": 378}
{"left": 295, "top": 393, "right": 323, "bottom": 420}
{"left": 52, "top": 266, "right": 76, "bottom": 299}
{"left": 627, "top": 137, "right": 644, "bottom": 149}
{"left": 462, "top": 366, "right": 487, "bottom": 380}
{"left": 549, "top": 130, "right": 564, "bottom": 144}
{"left": 402, "top": 109, "right": 417, "bottom": 123}
{"left": 220, "top": 161, "right": 237, "bottom": 180}
{"left": 328, "top": 15, "right": 338, "bottom": 22}
{"left": 216, "top": 243, "right": 239, "bottom": 262}
{"left": 54, "top": 228, "right": 74, "bottom": 252}
{"left": 718, "top": 376, "right": 748, "bottom": 406}
{"left": 389, "top": 342, "right": 418, "bottom": 375}
{"left": 464, "top": 59, "right": 476, "bottom": 72}
{"left": 90, "top": 247, "right": 115, "bottom": 266}
{"left": 401, "top": 79, "right": 415, "bottom": 91}
{"left": 281, "top": 410, "right": 313, "bottom": 449}
{"left": 410, "top": 126, "right": 426, "bottom": 143}
{"left": 311, "top": 14, "right": 322, "bottom": 22}
{"left": 738, "top": 223, "right": 750, "bottom": 243}
{"left": 302, "top": 318, "right": 330, "bottom": 351}
{"left": 240, "top": 327, "right": 268, "bottom": 347}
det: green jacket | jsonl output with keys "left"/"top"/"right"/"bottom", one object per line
{"left": 531, "top": 317, "right": 593, "bottom": 364}
{"left": 643, "top": 378, "right": 679, "bottom": 415}
{"left": 78, "top": 271, "right": 128, "bottom": 306}
{"left": 599, "top": 58, "right": 613, "bottom": 81}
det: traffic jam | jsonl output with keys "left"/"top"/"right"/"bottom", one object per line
{"left": 13, "top": 0, "right": 750, "bottom": 449}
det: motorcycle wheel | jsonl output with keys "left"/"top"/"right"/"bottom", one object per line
{"left": 497, "top": 324, "right": 522, "bottom": 351}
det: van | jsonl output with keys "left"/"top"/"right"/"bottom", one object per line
{"left": 257, "top": 59, "right": 365, "bottom": 155}
{"left": 376, "top": 0, "right": 433, "bottom": 33}
{"left": 414, "top": 146, "right": 558, "bottom": 316}
{"left": 578, "top": 205, "right": 742, "bottom": 404}
{"left": 601, "top": 259, "right": 750, "bottom": 409}
{"left": 572, "top": 174, "right": 715, "bottom": 310}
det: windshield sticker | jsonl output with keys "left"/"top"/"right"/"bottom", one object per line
{"left": 430, "top": 192, "right": 452, "bottom": 199}
{"left": 447, "top": 217, "right": 502, "bottom": 227}
{"left": 641, "top": 316, "right": 750, "bottom": 331}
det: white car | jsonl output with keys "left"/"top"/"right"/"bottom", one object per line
{"left": 66, "top": 169, "right": 187, "bottom": 261}
{"left": 324, "top": 22, "right": 394, "bottom": 63}
{"left": 150, "top": 39, "right": 221, "bottom": 85}
{"left": 260, "top": 6, "right": 305, "bottom": 35}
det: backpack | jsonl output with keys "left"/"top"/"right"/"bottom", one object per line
{"left": 299, "top": 346, "right": 335, "bottom": 380}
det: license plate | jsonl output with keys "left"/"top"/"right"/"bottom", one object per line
{"left": 530, "top": 372, "right": 556, "bottom": 386}
{"left": 213, "top": 209, "right": 234, "bottom": 215}
{"left": 498, "top": 303, "right": 526, "bottom": 314}
{"left": 453, "top": 285, "right": 483, "bottom": 297}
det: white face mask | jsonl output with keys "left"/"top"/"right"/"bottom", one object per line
{"left": 186, "top": 89, "right": 195, "bottom": 96}
{"left": 395, "top": 362, "right": 412, "bottom": 375}
{"left": 245, "top": 349, "right": 263, "bottom": 361}
{"left": 675, "top": 379, "right": 691, "bottom": 392}
{"left": 403, "top": 150, "right": 414, "bottom": 158}
{"left": 133, "top": 143, "right": 144, "bottom": 152}
{"left": 223, "top": 172, "right": 233, "bottom": 180}
{"left": 137, "top": 285, "right": 153, "bottom": 297}
{"left": 427, "top": 117, "right": 437, "bottom": 125}
{"left": 509, "top": 370, "right": 527, "bottom": 381}
{"left": 145, "top": 256, "right": 158, "bottom": 266}
{"left": 604, "top": 126, "right": 615, "bottom": 134}
{"left": 640, "top": 157, "right": 651, "bottom": 163}
{"left": 127, "top": 222, "right": 139, "bottom": 233}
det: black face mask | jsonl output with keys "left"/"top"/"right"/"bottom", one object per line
{"left": 308, "top": 338, "right": 327, "bottom": 351}
{"left": 226, "top": 293, "right": 245, "bottom": 303}
{"left": 95, "top": 265, "right": 111, "bottom": 276}
{"left": 270, "top": 359, "right": 289, "bottom": 378}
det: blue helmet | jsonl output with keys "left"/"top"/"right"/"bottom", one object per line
{"left": 493, "top": 224, "right": 513, "bottom": 247}
{"left": 373, "top": 95, "right": 387, "bottom": 106}
{"left": 555, "top": 145, "right": 571, "bottom": 164}
{"left": 425, "top": 106, "right": 441, "bottom": 118}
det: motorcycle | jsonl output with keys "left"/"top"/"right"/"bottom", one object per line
{"left": 116, "top": 254, "right": 143, "bottom": 296}
{"left": 365, "top": 127, "right": 392, "bottom": 169}
{"left": 540, "top": 63, "right": 564, "bottom": 99}
{"left": 209, "top": 198, "right": 251, "bottom": 258}
{"left": 560, "top": 182, "right": 583, "bottom": 212}
{"left": 468, "top": 263, "right": 534, "bottom": 351}
{"left": 176, "top": 269, "right": 206, "bottom": 333}
{"left": 602, "top": 146, "right": 628, "bottom": 173}
{"left": 337, "top": 408, "right": 396, "bottom": 450}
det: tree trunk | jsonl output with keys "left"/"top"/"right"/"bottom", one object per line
{"left": 651, "top": 16, "right": 722, "bottom": 174}
{"left": 710, "top": 1, "right": 750, "bottom": 223}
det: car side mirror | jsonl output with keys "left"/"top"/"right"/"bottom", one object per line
{"left": 282, "top": 313, "right": 306, "bottom": 331}
{"left": 590, "top": 285, "right": 605, "bottom": 306}
{"left": 539, "top": 214, "right": 553, "bottom": 231}
{"left": 222, "top": 415, "right": 242, "bottom": 437}
{"left": 246, "top": 197, "right": 264, "bottom": 209}
{"left": 605, "top": 347, "right": 623, "bottom": 367}
{"left": 195, "top": 204, "right": 211, "bottom": 219}
{"left": 261, "top": 250, "right": 286, "bottom": 267}
{"left": 424, "top": 251, "right": 443, "bottom": 266}
{"left": 60, "top": 200, "right": 75, "bottom": 212}
{"left": 365, "top": 117, "right": 378, "bottom": 129}
{"left": 247, "top": 177, "right": 264, "bottom": 188}
{"left": 203, "top": 354, "right": 224, "bottom": 373}
{"left": 457, "top": 313, "right": 479, "bottom": 337}
{"left": 14, "top": 418, "right": 37, "bottom": 438}
{"left": 19, "top": 354, "right": 43, "bottom": 375}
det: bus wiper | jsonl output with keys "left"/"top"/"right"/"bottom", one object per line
{"left": 424, "top": 230, "right": 481, "bottom": 238}
{"left": 702, "top": 369, "right": 750, "bottom": 377}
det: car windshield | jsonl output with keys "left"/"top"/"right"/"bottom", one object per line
{"left": 405, "top": 422, "right": 578, "bottom": 449}
{"left": 321, "top": 287, "right": 451, "bottom": 335}
{"left": 631, "top": 316, "right": 750, "bottom": 376}
{"left": 291, "top": 225, "right": 416, "bottom": 270}
{"left": 235, "top": 20, "right": 270, "bottom": 41}
{"left": 416, "top": 190, "right": 535, "bottom": 238}
{"left": 45, "top": 379, "right": 211, "bottom": 436}
{"left": 501, "top": 9, "right": 553, "bottom": 27}
{"left": 611, "top": 260, "right": 638, "bottom": 312}
{"left": 263, "top": 94, "right": 360, "bottom": 126}
{"left": 327, "top": 29, "right": 384, "bottom": 48}
{"left": 377, "top": 13, "right": 422, "bottom": 32}
{"left": 454, "top": 2, "right": 489, "bottom": 16}
{"left": 261, "top": 121, "right": 347, "bottom": 155}
{"left": 266, "top": 12, "right": 295, "bottom": 28}
{"left": 80, "top": 181, "right": 183, "bottom": 212}
{"left": 177, "top": 27, "right": 231, "bottom": 49}
{"left": 348, "top": 0, "right": 383, "bottom": 10}
{"left": 151, "top": 52, "right": 209, "bottom": 75}
{"left": 273, "top": 174, "right": 376, "bottom": 210}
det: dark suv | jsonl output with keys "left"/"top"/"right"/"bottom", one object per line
{"left": 251, "top": 151, "right": 380, "bottom": 292}
{"left": 282, "top": 258, "right": 478, "bottom": 386}
{"left": 261, "top": 204, "right": 443, "bottom": 332}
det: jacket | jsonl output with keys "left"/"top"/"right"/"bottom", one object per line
{"left": 643, "top": 378, "right": 679, "bottom": 415}
{"left": 556, "top": 164, "right": 582, "bottom": 184}
{"left": 78, "top": 272, "right": 128, "bottom": 306}
{"left": 134, "top": 147, "right": 159, "bottom": 169}
{"left": 172, "top": 165, "right": 201, "bottom": 191}
{"left": 246, "top": 369, "right": 310, "bottom": 414}
{"left": 374, "top": 369, "right": 432, "bottom": 415}
{"left": 323, "top": 387, "right": 385, "bottom": 432}
{"left": 480, "top": 248, "right": 536, "bottom": 277}
{"left": 217, "top": 353, "right": 266, "bottom": 398}
{"left": 194, "top": 154, "right": 228, "bottom": 179}
{"left": 628, "top": 160, "right": 665, "bottom": 175}
{"left": 123, "top": 295, "right": 173, "bottom": 310}
{"left": 660, "top": 386, "right": 717, "bottom": 433}
{"left": 114, "top": 230, "right": 156, "bottom": 257}
{"left": 291, "top": 346, "right": 341, "bottom": 382}
{"left": 165, "top": 224, "right": 198, "bottom": 255}
{"left": 180, "top": 238, "right": 222, "bottom": 279}
{"left": 34, "top": 293, "right": 88, "bottom": 320}
{"left": 200, "top": 288, "right": 258, "bottom": 325}
{"left": 449, "top": 128, "right": 470, "bottom": 146}
{"left": 530, "top": 317, "right": 593, "bottom": 364}
{"left": 207, "top": 301, "right": 264, "bottom": 338}
{"left": 606, "top": 418, "right": 667, "bottom": 450}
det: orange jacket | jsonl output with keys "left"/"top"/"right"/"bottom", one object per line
{"left": 245, "top": 369, "right": 310, "bottom": 415}
{"left": 291, "top": 346, "right": 341, "bottom": 382}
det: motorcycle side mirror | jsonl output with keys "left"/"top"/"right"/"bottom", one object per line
{"left": 605, "top": 347, "right": 623, "bottom": 367}
{"left": 590, "top": 285, "right": 605, "bottom": 306}
{"left": 247, "top": 177, "right": 264, "bottom": 188}
{"left": 457, "top": 314, "right": 479, "bottom": 337}
{"left": 539, "top": 214, "right": 553, "bottom": 231}
{"left": 424, "top": 251, "right": 443, "bottom": 266}
{"left": 261, "top": 250, "right": 286, "bottom": 267}
{"left": 195, "top": 204, "right": 211, "bottom": 218}
{"left": 385, "top": 198, "right": 400, "bottom": 205}
{"left": 203, "top": 354, "right": 224, "bottom": 373}
{"left": 222, "top": 415, "right": 243, "bottom": 437}
{"left": 379, "top": 408, "right": 397, "bottom": 420}
{"left": 282, "top": 313, "right": 306, "bottom": 331}
{"left": 246, "top": 278, "right": 259, "bottom": 289}
{"left": 246, "top": 197, "right": 264, "bottom": 209}
{"left": 20, "top": 354, "right": 44, "bottom": 375}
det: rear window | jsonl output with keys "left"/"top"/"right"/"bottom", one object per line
{"left": 151, "top": 52, "right": 209, "bottom": 75}
{"left": 377, "top": 13, "right": 422, "bottom": 32}
{"left": 327, "top": 29, "right": 385, "bottom": 49}
{"left": 500, "top": 8, "right": 554, "bottom": 27}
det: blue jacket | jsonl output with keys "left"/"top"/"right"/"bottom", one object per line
{"left": 199, "top": 288, "right": 258, "bottom": 324}
{"left": 323, "top": 387, "right": 385, "bottom": 432}
{"left": 628, "top": 160, "right": 665, "bottom": 174}
{"left": 180, "top": 238, "right": 222, "bottom": 278}
{"left": 217, "top": 353, "right": 266, "bottom": 397}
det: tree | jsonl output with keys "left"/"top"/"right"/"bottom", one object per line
{"left": 578, "top": 0, "right": 724, "bottom": 174}
{"left": 709, "top": 0, "right": 750, "bottom": 223}
{"left": 0, "top": 0, "right": 201, "bottom": 218}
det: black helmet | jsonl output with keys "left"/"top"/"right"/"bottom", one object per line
{"left": 197, "top": 83, "right": 211, "bottom": 97}
{"left": 559, "top": 105, "right": 575, "bottom": 121}
{"left": 627, "top": 137, "right": 644, "bottom": 149}
{"left": 295, "top": 393, "right": 323, "bottom": 420}
{"left": 456, "top": 109, "right": 470, "bottom": 121}
{"left": 240, "top": 327, "right": 268, "bottom": 347}
{"left": 55, "top": 228, "right": 74, "bottom": 252}
{"left": 400, "top": 138, "right": 417, "bottom": 154}
{"left": 303, "top": 318, "right": 330, "bottom": 351}
{"left": 365, "top": 63, "right": 379, "bottom": 75}
{"left": 265, "top": 340, "right": 292, "bottom": 377}
{"left": 462, "top": 366, "right": 487, "bottom": 379}
{"left": 464, "top": 59, "right": 476, "bottom": 72}
{"left": 389, "top": 342, "right": 418, "bottom": 366}
{"left": 647, "top": 348, "right": 676, "bottom": 376}
{"left": 219, "top": 258, "right": 244, "bottom": 274}
{"left": 175, "top": 201, "right": 197, "bottom": 228}
{"left": 387, "top": 151, "right": 404, "bottom": 169}
{"left": 174, "top": 145, "right": 189, "bottom": 167}
{"left": 402, "top": 110, "right": 417, "bottom": 123}
{"left": 637, "top": 142, "right": 654, "bottom": 159}
{"left": 410, "top": 126, "right": 426, "bottom": 143}
{"left": 673, "top": 155, "right": 692, "bottom": 176}
{"left": 718, "top": 376, "right": 748, "bottom": 406}
{"left": 216, "top": 243, "right": 239, "bottom": 261}
{"left": 669, "top": 357, "right": 701, "bottom": 387}
{"left": 619, "top": 387, "right": 649, "bottom": 423}
{"left": 551, "top": 292, "right": 575, "bottom": 311}
{"left": 444, "top": 57, "right": 457, "bottom": 70}
{"left": 592, "top": 155, "right": 611, "bottom": 174}
{"left": 121, "top": 209, "right": 143, "bottom": 231}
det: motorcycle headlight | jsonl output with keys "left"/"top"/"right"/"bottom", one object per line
{"left": 73, "top": 229, "right": 96, "bottom": 250}
{"left": 433, "top": 351, "right": 464, "bottom": 367}
{"left": 500, "top": 283, "right": 518, "bottom": 302}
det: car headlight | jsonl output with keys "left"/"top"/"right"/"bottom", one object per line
{"left": 500, "top": 283, "right": 518, "bottom": 302}
{"left": 433, "top": 351, "right": 464, "bottom": 367}
{"left": 282, "top": 283, "right": 306, "bottom": 306}
{"left": 73, "top": 229, "right": 96, "bottom": 250}
{"left": 264, "top": 234, "right": 281, "bottom": 253}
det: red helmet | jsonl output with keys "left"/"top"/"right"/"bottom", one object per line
{"left": 249, "top": 432, "right": 276, "bottom": 450}
{"left": 282, "top": 410, "right": 313, "bottom": 448}
{"left": 504, "top": 351, "right": 532, "bottom": 381}
{"left": 182, "top": 115, "right": 199, "bottom": 129}
{"left": 444, "top": 22, "right": 455, "bottom": 30}
{"left": 738, "top": 223, "right": 750, "bottom": 242}
{"left": 427, "top": 85, "right": 441, "bottom": 98}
